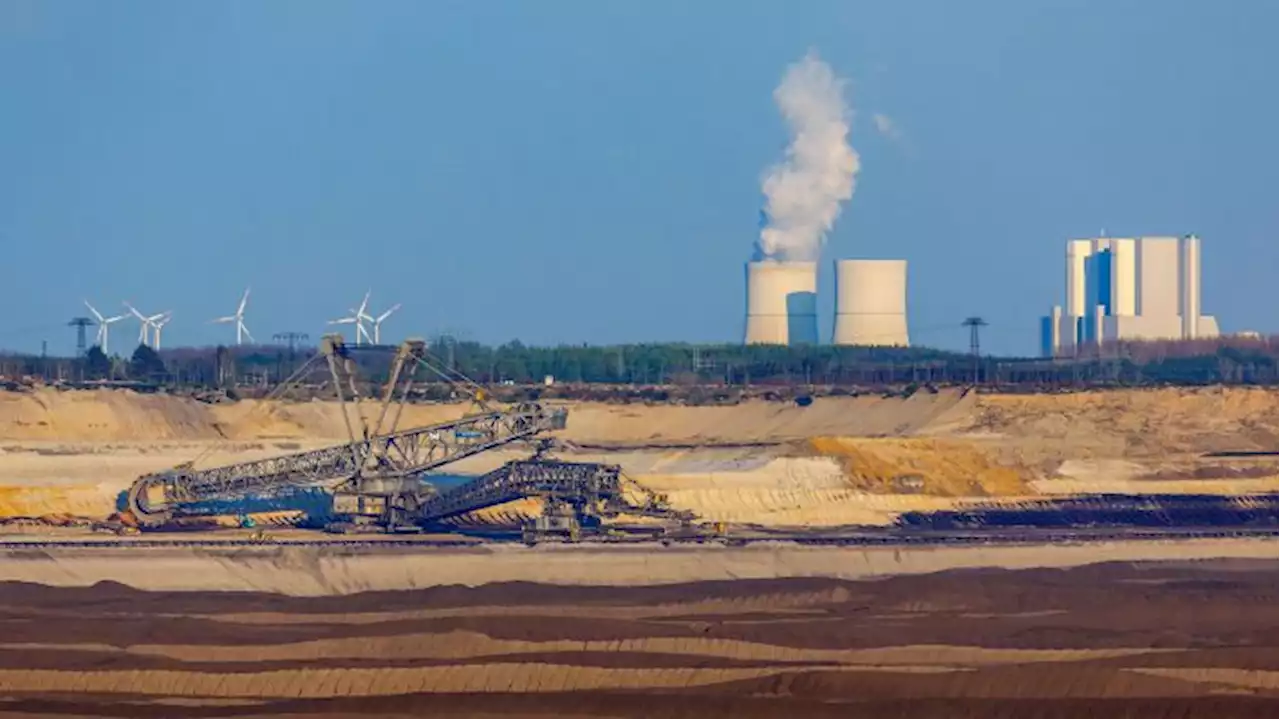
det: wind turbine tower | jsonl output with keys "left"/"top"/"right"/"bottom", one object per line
{"left": 151, "top": 312, "right": 174, "bottom": 350}
{"left": 125, "top": 302, "right": 152, "bottom": 347}
{"left": 212, "top": 288, "right": 254, "bottom": 345}
{"left": 369, "top": 303, "right": 401, "bottom": 344}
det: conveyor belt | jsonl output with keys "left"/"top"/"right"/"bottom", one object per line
{"left": 417, "top": 460, "right": 626, "bottom": 524}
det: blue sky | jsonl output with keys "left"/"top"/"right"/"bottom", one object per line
{"left": 1, "top": 0, "right": 1275, "bottom": 356}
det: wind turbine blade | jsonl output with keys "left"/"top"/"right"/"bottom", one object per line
{"left": 123, "top": 302, "right": 147, "bottom": 321}
{"left": 212, "top": 316, "right": 236, "bottom": 323}
{"left": 240, "top": 322, "right": 254, "bottom": 343}
{"left": 328, "top": 318, "right": 356, "bottom": 325}
{"left": 238, "top": 287, "right": 250, "bottom": 315}
{"left": 84, "top": 301, "right": 104, "bottom": 323}
{"left": 377, "top": 303, "right": 401, "bottom": 322}
{"left": 357, "top": 290, "right": 370, "bottom": 316}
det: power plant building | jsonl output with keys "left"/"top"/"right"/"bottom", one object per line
{"left": 743, "top": 260, "right": 819, "bottom": 345}
{"left": 1042, "top": 235, "right": 1218, "bottom": 356}
{"left": 831, "top": 259, "right": 910, "bottom": 346}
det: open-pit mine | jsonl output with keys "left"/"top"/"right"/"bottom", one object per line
{"left": 0, "top": 348, "right": 1276, "bottom": 716}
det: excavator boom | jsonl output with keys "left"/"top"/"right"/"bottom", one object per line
{"left": 123, "top": 335, "right": 687, "bottom": 536}
{"left": 124, "top": 335, "right": 569, "bottom": 527}
{"left": 127, "top": 404, "right": 566, "bottom": 526}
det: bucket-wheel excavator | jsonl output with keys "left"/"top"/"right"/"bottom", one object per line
{"left": 124, "top": 335, "right": 687, "bottom": 539}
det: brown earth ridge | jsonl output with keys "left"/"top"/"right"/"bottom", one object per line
{"left": 0, "top": 559, "right": 1275, "bottom": 717}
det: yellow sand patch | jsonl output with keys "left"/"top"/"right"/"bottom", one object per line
{"left": 809, "top": 437, "right": 1026, "bottom": 496}
{"left": 0, "top": 485, "right": 116, "bottom": 518}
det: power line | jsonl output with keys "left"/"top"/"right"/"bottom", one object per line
{"left": 67, "top": 317, "right": 93, "bottom": 357}
{"left": 962, "top": 317, "right": 988, "bottom": 384}
{"left": 272, "top": 332, "right": 310, "bottom": 354}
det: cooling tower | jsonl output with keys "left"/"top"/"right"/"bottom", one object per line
{"left": 743, "top": 260, "right": 818, "bottom": 345}
{"left": 832, "top": 259, "right": 909, "bottom": 346}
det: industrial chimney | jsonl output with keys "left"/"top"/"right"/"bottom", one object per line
{"left": 744, "top": 260, "right": 819, "bottom": 345}
{"left": 1180, "top": 234, "right": 1201, "bottom": 339}
{"left": 832, "top": 259, "right": 910, "bottom": 346}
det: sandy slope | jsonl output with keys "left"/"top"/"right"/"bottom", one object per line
{"left": 3, "top": 385, "right": 1271, "bottom": 452}
{"left": 0, "top": 387, "right": 976, "bottom": 443}
{"left": 0, "top": 388, "right": 980, "bottom": 523}
{"left": 0, "top": 386, "right": 1274, "bottom": 526}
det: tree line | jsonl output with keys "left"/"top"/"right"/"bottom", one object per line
{"left": 1, "top": 334, "right": 1275, "bottom": 391}
{"left": 2, "top": 330, "right": 1280, "bottom": 391}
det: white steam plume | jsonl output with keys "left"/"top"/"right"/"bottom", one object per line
{"left": 872, "top": 113, "right": 902, "bottom": 141}
{"left": 757, "top": 52, "right": 859, "bottom": 262}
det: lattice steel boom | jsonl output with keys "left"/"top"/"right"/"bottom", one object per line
{"left": 126, "top": 406, "right": 567, "bottom": 524}
{"left": 125, "top": 335, "right": 567, "bottom": 526}
{"left": 416, "top": 460, "right": 625, "bottom": 524}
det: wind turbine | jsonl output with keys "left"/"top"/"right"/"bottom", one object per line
{"left": 124, "top": 302, "right": 152, "bottom": 347}
{"left": 368, "top": 303, "right": 401, "bottom": 345}
{"left": 212, "top": 288, "right": 254, "bottom": 345}
{"left": 150, "top": 312, "right": 174, "bottom": 350}
{"left": 83, "top": 300, "right": 126, "bottom": 354}
{"left": 328, "top": 290, "right": 372, "bottom": 345}
{"left": 124, "top": 302, "right": 171, "bottom": 349}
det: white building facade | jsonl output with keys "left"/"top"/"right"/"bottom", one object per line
{"left": 1041, "top": 235, "right": 1218, "bottom": 357}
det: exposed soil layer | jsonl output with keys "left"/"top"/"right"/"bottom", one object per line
{"left": 0, "top": 387, "right": 977, "bottom": 444}
{"left": 2, "top": 387, "right": 1275, "bottom": 528}
{"left": 0, "top": 559, "right": 1274, "bottom": 717}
